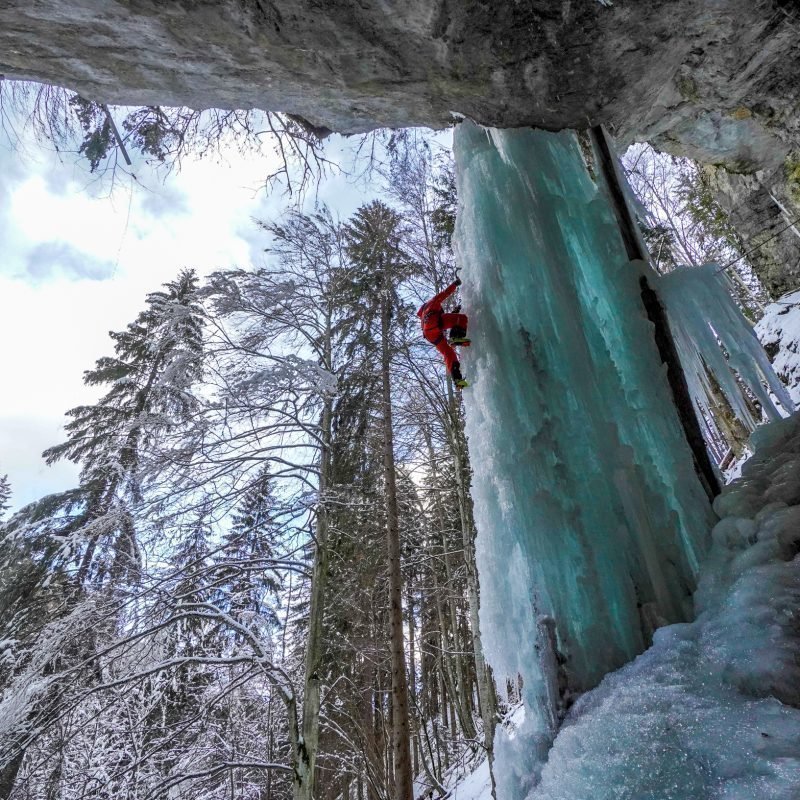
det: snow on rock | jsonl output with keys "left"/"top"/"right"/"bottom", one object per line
{"left": 526, "top": 413, "right": 800, "bottom": 800}
{"left": 756, "top": 290, "right": 800, "bottom": 410}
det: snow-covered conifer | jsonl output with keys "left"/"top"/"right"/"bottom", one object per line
{"left": 218, "top": 467, "right": 282, "bottom": 630}
{"left": 0, "top": 475, "right": 10, "bottom": 519}
{"left": 343, "top": 199, "right": 417, "bottom": 800}
{"left": 42, "top": 268, "right": 204, "bottom": 585}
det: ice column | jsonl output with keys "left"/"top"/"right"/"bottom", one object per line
{"left": 659, "top": 263, "right": 792, "bottom": 429}
{"left": 453, "top": 122, "right": 717, "bottom": 795}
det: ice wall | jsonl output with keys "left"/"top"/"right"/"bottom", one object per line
{"left": 453, "top": 122, "right": 717, "bottom": 795}
{"left": 529, "top": 413, "right": 800, "bottom": 800}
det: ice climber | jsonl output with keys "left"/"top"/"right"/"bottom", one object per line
{"left": 418, "top": 277, "right": 470, "bottom": 389}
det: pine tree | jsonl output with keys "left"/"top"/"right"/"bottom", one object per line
{"left": 217, "top": 467, "right": 282, "bottom": 632}
{"left": 143, "top": 505, "right": 219, "bottom": 787}
{"left": 0, "top": 270, "right": 205, "bottom": 797}
{"left": 344, "top": 200, "right": 415, "bottom": 800}
{"left": 316, "top": 378, "right": 389, "bottom": 799}
{"left": 0, "top": 474, "right": 10, "bottom": 519}
{"left": 43, "top": 267, "right": 204, "bottom": 586}
{"left": 387, "top": 134, "right": 498, "bottom": 794}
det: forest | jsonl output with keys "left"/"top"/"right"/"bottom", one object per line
{"left": 0, "top": 137, "right": 504, "bottom": 800}
{"left": 3, "top": 3, "right": 800, "bottom": 797}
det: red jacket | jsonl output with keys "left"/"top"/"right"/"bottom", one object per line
{"left": 417, "top": 282, "right": 458, "bottom": 343}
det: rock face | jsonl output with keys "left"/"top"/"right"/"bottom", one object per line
{"left": 2, "top": 0, "right": 799, "bottom": 291}
{"left": 705, "top": 162, "right": 800, "bottom": 298}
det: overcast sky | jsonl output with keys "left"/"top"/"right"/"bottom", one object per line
{"left": 0, "top": 124, "right": 381, "bottom": 512}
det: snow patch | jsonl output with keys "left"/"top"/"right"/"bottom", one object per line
{"left": 756, "top": 290, "right": 800, "bottom": 409}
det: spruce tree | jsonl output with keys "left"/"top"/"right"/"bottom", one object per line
{"left": 0, "top": 474, "right": 10, "bottom": 519}
{"left": 0, "top": 270, "right": 204, "bottom": 797}
{"left": 143, "top": 504, "right": 218, "bottom": 787}
{"left": 344, "top": 200, "right": 415, "bottom": 800}
{"left": 386, "top": 135, "right": 498, "bottom": 793}
{"left": 43, "top": 268, "right": 204, "bottom": 586}
{"left": 217, "top": 467, "right": 282, "bottom": 632}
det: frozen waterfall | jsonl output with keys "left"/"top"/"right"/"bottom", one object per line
{"left": 453, "top": 121, "right": 719, "bottom": 795}
{"left": 526, "top": 413, "right": 800, "bottom": 800}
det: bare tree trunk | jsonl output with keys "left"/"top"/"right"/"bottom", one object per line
{"left": 380, "top": 290, "right": 414, "bottom": 800}
{"left": 294, "top": 318, "right": 334, "bottom": 800}
{"left": 447, "top": 401, "right": 498, "bottom": 798}
{"left": 438, "top": 674, "right": 451, "bottom": 770}
{"left": 406, "top": 575, "right": 420, "bottom": 777}
{"left": 0, "top": 750, "right": 24, "bottom": 800}
{"left": 419, "top": 424, "right": 477, "bottom": 742}
{"left": 294, "top": 495, "right": 327, "bottom": 799}
{"left": 420, "top": 593, "right": 437, "bottom": 721}
{"left": 430, "top": 555, "right": 476, "bottom": 744}
{"left": 386, "top": 674, "right": 395, "bottom": 790}
{"left": 362, "top": 658, "right": 383, "bottom": 800}
{"left": 266, "top": 695, "right": 274, "bottom": 799}
{"left": 440, "top": 536, "right": 476, "bottom": 739}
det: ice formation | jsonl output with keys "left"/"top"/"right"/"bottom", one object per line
{"left": 529, "top": 413, "right": 800, "bottom": 800}
{"left": 659, "top": 264, "right": 792, "bottom": 429}
{"left": 453, "top": 121, "right": 717, "bottom": 795}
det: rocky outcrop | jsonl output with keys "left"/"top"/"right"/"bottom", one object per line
{"left": 2, "top": 0, "right": 799, "bottom": 291}
{"left": 1, "top": 0, "right": 795, "bottom": 139}
{"left": 704, "top": 160, "right": 800, "bottom": 298}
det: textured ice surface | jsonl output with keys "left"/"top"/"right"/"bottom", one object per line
{"left": 659, "top": 264, "right": 792, "bottom": 428}
{"left": 442, "top": 419, "right": 800, "bottom": 800}
{"left": 453, "top": 122, "right": 716, "bottom": 793}
{"left": 529, "top": 413, "right": 800, "bottom": 800}
{"left": 756, "top": 290, "right": 800, "bottom": 409}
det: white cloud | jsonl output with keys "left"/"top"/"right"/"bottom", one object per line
{"left": 0, "top": 129, "right": 381, "bottom": 511}
{"left": 0, "top": 416, "right": 80, "bottom": 510}
{"left": 24, "top": 240, "right": 116, "bottom": 281}
{"left": 0, "top": 138, "right": 282, "bottom": 508}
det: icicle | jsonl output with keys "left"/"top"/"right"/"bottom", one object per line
{"left": 659, "top": 264, "right": 791, "bottom": 429}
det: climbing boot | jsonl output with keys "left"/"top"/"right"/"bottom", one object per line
{"left": 449, "top": 324, "right": 470, "bottom": 346}
{"left": 451, "top": 363, "right": 468, "bottom": 389}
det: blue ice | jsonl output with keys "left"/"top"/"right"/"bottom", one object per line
{"left": 453, "top": 121, "right": 718, "bottom": 794}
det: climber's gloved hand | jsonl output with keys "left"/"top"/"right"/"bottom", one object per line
{"left": 454, "top": 276, "right": 462, "bottom": 286}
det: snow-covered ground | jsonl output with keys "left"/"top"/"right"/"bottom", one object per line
{"left": 421, "top": 748, "right": 493, "bottom": 800}
{"left": 415, "top": 707, "right": 524, "bottom": 800}
{"left": 452, "top": 412, "right": 800, "bottom": 800}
